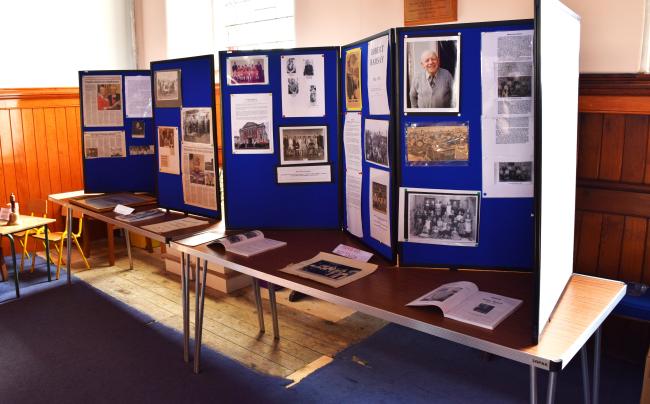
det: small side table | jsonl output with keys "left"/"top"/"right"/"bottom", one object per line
{"left": 0, "top": 216, "right": 57, "bottom": 298}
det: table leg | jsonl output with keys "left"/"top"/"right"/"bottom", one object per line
{"left": 8, "top": 234, "right": 18, "bottom": 298}
{"left": 124, "top": 229, "right": 133, "bottom": 270}
{"left": 252, "top": 278, "right": 265, "bottom": 334}
{"left": 193, "top": 258, "right": 208, "bottom": 374}
{"left": 268, "top": 283, "right": 280, "bottom": 340}
{"left": 66, "top": 207, "right": 72, "bottom": 286}
{"left": 581, "top": 345, "right": 591, "bottom": 404}
{"left": 44, "top": 225, "right": 51, "bottom": 282}
{"left": 107, "top": 224, "right": 115, "bottom": 266}
{"left": 593, "top": 327, "right": 602, "bottom": 404}
{"left": 546, "top": 370, "right": 558, "bottom": 404}
{"left": 0, "top": 243, "right": 7, "bottom": 281}
{"left": 530, "top": 365, "right": 537, "bottom": 404}
{"left": 181, "top": 252, "right": 190, "bottom": 363}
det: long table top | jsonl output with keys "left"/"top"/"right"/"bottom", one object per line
{"left": 0, "top": 215, "right": 56, "bottom": 236}
{"left": 172, "top": 229, "right": 625, "bottom": 371}
{"left": 48, "top": 191, "right": 221, "bottom": 243}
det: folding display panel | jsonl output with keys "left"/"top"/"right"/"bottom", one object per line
{"left": 219, "top": 47, "right": 340, "bottom": 229}
{"left": 79, "top": 70, "right": 155, "bottom": 193}
{"left": 150, "top": 55, "right": 222, "bottom": 219}
{"left": 396, "top": 20, "right": 535, "bottom": 269}
{"left": 340, "top": 30, "right": 398, "bottom": 262}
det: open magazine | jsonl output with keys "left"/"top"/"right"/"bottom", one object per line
{"left": 208, "top": 230, "right": 286, "bottom": 257}
{"left": 407, "top": 281, "right": 522, "bottom": 330}
{"left": 115, "top": 208, "right": 165, "bottom": 223}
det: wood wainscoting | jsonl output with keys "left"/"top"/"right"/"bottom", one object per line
{"left": 575, "top": 74, "right": 650, "bottom": 361}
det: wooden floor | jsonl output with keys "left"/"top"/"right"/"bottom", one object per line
{"left": 60, "top": 238, "right": 386, "bottom": 381}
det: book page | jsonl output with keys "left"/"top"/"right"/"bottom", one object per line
{"left": 446, "top": 291, "right": 523, "bottom": 330}
{"left": 217, "top": 230, "right": 264, "bottom": 248}
{"left": 228, "top": 237, "right": 287, "bottom": 257}
{"left": 406, "top": 281, "right": 478, "bottom": 313}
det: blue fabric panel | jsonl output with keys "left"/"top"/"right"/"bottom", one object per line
{"left": 397, "top": 21, "right": 535, "bottom": 269}
{"left": 150, "top": 56, "right": 221, "bottom": 219}
{"left": 340, "top": 32, "right": 396, "bottom": 262}
{"left": 81, "top": 71, "right": 155, "bottom": 194}
{"left": 220, "top": 48, "right": 340, "bottom": 229}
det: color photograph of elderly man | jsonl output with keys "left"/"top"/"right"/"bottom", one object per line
{"left": 404, "top": 36, "right": 460, "bottom": 113}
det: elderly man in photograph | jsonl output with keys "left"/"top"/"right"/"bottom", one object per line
{"left": 409, "top": 49, "right": 454, "bottom": 108}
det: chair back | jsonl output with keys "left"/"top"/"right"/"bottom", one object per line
{"left": 61, "top": 209, "right": 84, "bottom": 238}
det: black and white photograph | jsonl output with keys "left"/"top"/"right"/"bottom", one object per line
{"left": 498, "top": 161, "right": 532, "bottom": 182}
{"left": 473, "top": 303, "right": 495, "bottom": 314}
{"left": 280, "top": 126, "right": 327, "bottom": 165}
{"left": 406, "top": 123, "right": 468, "bottom": 165}
{"left": 286, "top": 57, "right": 296, "bottom": 74}
{"left": 288, "top": 78, "right": 299, "bottom": 95}
{"left": 234, "top": 121, "right": 271, "bottom": 151}
{"left": 421, "top": 286, "right": 463, "bottom": 302}
{"left": 131, "top": 120, "right": 145, "bottom": 138}
{"left": 280, "top": 252, "right": 378, "bottom": 288}
{"left": 181, "top": 107, "right": 213, "bottom": 146}
{"left": 154, "top": 69, "right": 182, "bottom": 108}
{"left": 303, "top": 59, "right": 314, "bottom": 76}
{"left": 129, "top": 145, "right": 155, "bottom": 155}
{"left": 227, "top": 55, "right": 268, "bottom": 86}
{"left": 498, "top": 76, "right": 532, "bottom": 98}
{"left": 188, "top": 152, "right": 207, "bottom": 185}
{"left": 402, "top": 189, "right": 480, "bottom": 246}
{"left": 372, "top": 181, "right": 387, "bottom": 213}
{"left": 404, "top": 35, "right": 460, "bottom": 113}
{"left": 309, "top": 85, "right": 317, "bottom": 104}
{"left": 364, "top": 119, "right": 390, "bottom": 168}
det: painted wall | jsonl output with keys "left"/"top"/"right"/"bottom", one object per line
{"left": 294, "top": 0, "right": 646, "bottom": 73}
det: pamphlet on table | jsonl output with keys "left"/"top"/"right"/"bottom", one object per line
{"left": 115, "top": 208, "right": 165, "bottom": 223}
{"left": 208, "top": 230, "right": 286, "bottom": 257}
{"left": 407, "top": 281, "right": 522, "bottom": 330}
{"left": 280, "top": 252, "right": 377, "bottom": 288}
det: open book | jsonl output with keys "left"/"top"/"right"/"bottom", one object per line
{"left": 208, "top": 230, "right": 286, "bottom": 257}
{"left": 407, "top": 281, "right": 522, "bottom": 330}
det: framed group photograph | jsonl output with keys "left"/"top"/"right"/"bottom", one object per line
{"left": 364, "top": 119, "right": 390, "bottom": 168}
{"left": 154, "top": 69, "right": 182, "bottom": 108}
{"left": 404, "top": 35, "right": 460, "bottom": 113}
{"left": 405, "top": 123, "right": 468, "bottom": 165}
{"left": 279, "top": 126, "right": 328, "bottom": 165}
{"left": 181, "top": 107, "right": 213, "bottom": 146}
{"left": 226, "top": 55, "right": 269, "bottom": 86}
{"left": 497, "top": 161, "right": 532, "bottom": 183}
{"left": 399, "top": 188, "right": 480, "bottom": 247}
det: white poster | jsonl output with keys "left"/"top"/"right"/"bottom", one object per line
{"left": 481, "top": 30, "right": 535, "bottom": 198}
{"left": 343, "top": 112, "right": 362, "bottom": 172}
{"left": 367, "top": 35, "right": 390, "bottom": 115}
{"left": 346, "top": 170, "right": 363, "bottom": 238}
{"left": 81, "top": 75, "right": 123, "bottom": 127}
{"left": 181, "top": 146, "right": 218, "bottom": 210}
{"left": 125, "top": 76, "right": 152, "bottom": 118}
{"left": 231, "top": 93, "right": 274, "bottom": 154}
{"left": 369, "top": 167, "right": 390, "bottom": 246}
{"left": 157, "top": 126, "right": 180, "bottom": 175}
{"left": 276, "top": 165, "right": 331, "bottom": 184}
{"left": 83, "top": 131, "right": 126, "bottom": 159}
{"left": 280, "top": 54, "right": 325, "bottom": 117}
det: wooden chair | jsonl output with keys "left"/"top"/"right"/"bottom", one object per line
{"left": 14, "top": 200, "right": 53, "bottom": 273}
{"left": 31, "top": 209, "right": 90, "bottom": 279}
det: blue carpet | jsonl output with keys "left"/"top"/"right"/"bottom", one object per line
{"left": 0, "top": 254, "right": 67, "bottom": 303}
{"left": 290, "top": 323, "right": 644, "bottom": 403}
{"left": 0, "top": 276, "right": 643, "bottom": 403}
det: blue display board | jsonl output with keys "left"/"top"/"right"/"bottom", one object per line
{"left": 79, "top": 70, "right": 155, "bottom": 193}
{"left": 340, "top": 30, "right": 397, "bottom": 263}
{"left": 396, "top": 20, "right": 535, "bottom": 269}
{"left": 150, "top": 55, "right": 222, "bottom": 219}
{"left": 219, "top": 47, "right": 340, "bottom": 229}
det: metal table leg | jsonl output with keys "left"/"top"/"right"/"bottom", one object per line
{"left": 268, "top": 283, "right": 280, "bottom": 340}
{"left": 193, "top": 258, "right": 208, "bottom": 374}
{"left": 581, "top": 345, "right": 591, "bottom": 404}
{"left": 124, "top": 229, "right": 133, "bottom": 270}
{"left": 66, "top": 207, "right": 72, "bottom": 286}
{"left": 44, "top": 225, "right": 51, "bottom": 282}
{"left": 8, "top": 234, "right": 18, "bottom": 298}
{"left": 546, "top": 370, "right": 558, "bottom": 404}
{"left": 252, "top": 278, "right": 265, "bottom": 334}
{"left": 530, "top": 365, "right": 537, "bottom": 404}
{"left": 593, "top": 327, "right": 602, "bottom": 404}
{"left": 181, "top": 252, "right": 190, "bottom": 363}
